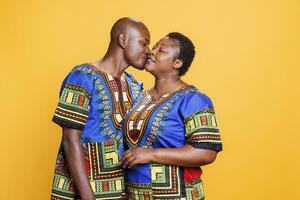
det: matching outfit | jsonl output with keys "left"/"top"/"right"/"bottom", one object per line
{"left": 51, "top": 65, "right": 222, "bottom": 200}
{"left": 51, "top": 64, "right": 142, "bottom": 199}
{"left": 123, "top": 86, "right": 222, "bottom": 200}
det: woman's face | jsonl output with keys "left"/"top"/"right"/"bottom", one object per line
{"left": 145, "top": 37, "right": 180, "bottom": 76}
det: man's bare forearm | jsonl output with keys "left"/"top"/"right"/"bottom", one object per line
{"left": 62, "top": 127, "right": 95, "bottom": 200}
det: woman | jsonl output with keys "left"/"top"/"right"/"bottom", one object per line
{"left": 121, "top": 32, "right": 222, "bottom": 200}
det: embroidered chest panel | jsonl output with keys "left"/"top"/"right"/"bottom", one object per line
{"left": 125, "top": 86, "right": 198, "bottom": 148}
{"left": 96, "top": 68, "right": 133, "bottom": 129}
{"left": 77, "top": 64, "right": 140, "bottom": 145}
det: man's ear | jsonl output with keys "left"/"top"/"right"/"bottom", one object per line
{"left": 118, "top": 34, "right": 127, "bottom": 48}
{"left": 173, "top": 59, "right": 183, "bottom": 69}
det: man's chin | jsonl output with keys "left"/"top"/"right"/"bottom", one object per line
{"left": 132, "top": 65, "right": 145, "bottom": 71}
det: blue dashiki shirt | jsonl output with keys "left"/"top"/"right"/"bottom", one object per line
{"left": 51, "top": 63, "right": 143, "bottom": 200}
{"left": 123, "top": 86, "right": 222, "bottom": 200}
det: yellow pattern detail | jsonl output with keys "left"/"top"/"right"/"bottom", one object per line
{"left": 66, "top": 92, "right": 74, "bottom": 103}
{"left": 151, "top": 166, "right": 163, "bottom": 181}
{"left": 106, "top": 152, "right": 119, "bottom": 164}
{"left": 115, "top": 179, "right": 122, "bottom": 190}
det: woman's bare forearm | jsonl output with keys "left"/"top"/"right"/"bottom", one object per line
{"left": 122, "top": 145, "right": 218, "bottom": 168}
{"left": 151, "top": 145, "right": 217, "bottom": 167}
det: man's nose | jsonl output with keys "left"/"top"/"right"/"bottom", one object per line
{"left": 146, "top": 51, "right": 154, "bottom": 58}
{"left": 145, "top": 46, "right": 150, "bottom": 54}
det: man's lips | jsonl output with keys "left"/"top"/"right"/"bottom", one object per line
{"left": 146, "top": 57, "right": 156, "bottom": 63}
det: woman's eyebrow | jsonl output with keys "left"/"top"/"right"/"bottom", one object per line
{"left": 160, "top": 43, "right": 168, "bottom": 47}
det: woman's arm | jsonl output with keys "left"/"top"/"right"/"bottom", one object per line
{"left": 62, "top": 127, "right": 95, "bottom": 200}
{"left": 122, "top": 145, "right": 217, "bottom": 168}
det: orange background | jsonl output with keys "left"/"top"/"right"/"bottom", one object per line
{"left": 1, "top": 0, "right": 299, "bottom": 199}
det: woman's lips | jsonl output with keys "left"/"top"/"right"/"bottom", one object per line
{"left": 146, "top": 57, "right": 156, "bottom": 63}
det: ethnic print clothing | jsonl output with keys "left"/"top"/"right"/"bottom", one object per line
{"left": 123, "top": 86, "right": 222, "bottom": 200}
{"left": 51, "top": 63, "right": 143, "bottom": 200}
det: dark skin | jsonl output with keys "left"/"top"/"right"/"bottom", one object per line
{"left": 61, "top": 18, "right": 150, "bottom": 200}
{"left": 122, "top": 37, "right": 218, "bottom": 169}
{"left": 62, "top": 128, "right": 92, "bottom": 199}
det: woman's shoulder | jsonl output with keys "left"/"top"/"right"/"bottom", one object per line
{"left": 178, "top": 85, "right": 215, "bottom": 117}
{"left": 182, "top": 85, "right": 213, "bottom": 107}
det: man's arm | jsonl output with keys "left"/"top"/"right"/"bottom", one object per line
{"left": 62, "top": 127, "right": 95, "bottom": 200}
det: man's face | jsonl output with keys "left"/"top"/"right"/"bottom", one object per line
{"left": 124, "top": 27, "right": 150, "bottom": 70}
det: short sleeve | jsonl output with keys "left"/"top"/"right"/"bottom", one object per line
{"left": 181, "top": 92, "right": 222, "bottom": 152}
{"left": 52, "top": 66, "right": 93, "bottom": 130}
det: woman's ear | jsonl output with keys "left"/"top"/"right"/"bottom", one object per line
{"left": 118, "top": 34, "right": 127, "bottom": 48}
{"left": 173, "top": 59, "right": 183, "bottom": 69}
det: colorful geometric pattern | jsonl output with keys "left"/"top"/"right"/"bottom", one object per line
{"left": 151, "top": 164, "right": 183, "bottom": 199}
{"left": 124, "top": 86, "right": 221, "bottom": 199}
{"left": 127, "top": 165, "right": 205, "bottom": 200}
{"left": 126, "top": 182, "right": 153, "bottom": 200}
{"left": 94, "top": 65, "right": 133, "bottom": 129}
{"left": 185, "top": 179, "right": 205, "bottom": 200}
{"left": 71, "top": 64, "right": 141, "bottom": 149}
{"left": 125, "top": 92, "right": 171, "bottom": 148}
{"left": 53, "top": 83, "right": 91, "bottom": 130}
{"left": 125, "top": 86, "right": 197, "bottom": 148}
{"left": 51, "top": 64, "right": 143, "bottom": 199}
{"left": 184, "top": 108, "right": 221, "bottom": 148}
{"left": 87, "top": 141, "right": 122, "bottom": 177}
{"left": 51, "top": 141, "right": 125, "bottom": 200}
{"left": 143, "top": 87, "right": 198, "bottom": 148}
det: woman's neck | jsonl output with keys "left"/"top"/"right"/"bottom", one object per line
{"left": 150, "top": 75, "right": 187, "bottom": 98}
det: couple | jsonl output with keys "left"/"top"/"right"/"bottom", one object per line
{"left": 51, "top": 17, "right": 222, "bottom": 200}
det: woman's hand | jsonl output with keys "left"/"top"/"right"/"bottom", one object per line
{"left": 122, "top": 147, "right": 154, "bottom": 168}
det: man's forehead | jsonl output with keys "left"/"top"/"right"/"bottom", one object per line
{"left": 128, "top": 27, "right": 150, "bottom": 40}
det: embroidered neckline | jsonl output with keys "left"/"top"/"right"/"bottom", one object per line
{"left": 88, "top": 63, "right": 126, "bottom": 80}
{"left": 125, "top": 85, "right": 195, "bottom": 148}
{"left": 145, "top": 85, "right": 192, "bottom": 102}
{"left": 87, "top": 63, "right": 133, "bottom": 129}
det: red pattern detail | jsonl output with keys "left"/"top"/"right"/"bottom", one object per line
{"left": 200, "top": 116, "right": 207, "bottom": 125}
{"left": 104, "top": 140, "right": 115, "bottom": 146}
{"left": 84, "top": 155, "right": 91, "bottom": 176}
{"left": 103, "top": 181, "right": 109, "bottom": 191}
{"left": 78, "top": 95, "right": 85, "bottom": 106}
{"left": 129, "top": 129, "right": 141, "bottom": 142}
{"left": 184, "top": 167, "right": 202, "bottom": 182}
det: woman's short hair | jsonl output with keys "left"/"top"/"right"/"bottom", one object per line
{"left": 167, "top": 32, "right": 195, "bottom": 76}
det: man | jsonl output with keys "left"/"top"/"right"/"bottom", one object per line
{"left": 51, "top": 17, "right": 150, "bottom": 200}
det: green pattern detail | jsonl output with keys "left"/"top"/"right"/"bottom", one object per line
{"left": 151, "top": 164, "right": 166, "bottom": 184}
{"left": 101, "top": 142, "right": 120, "bottom": 169}
{"left": 185, "top": 109, "right": 218, "bottom": 136}
{"left": 185, "top": 179, "right": 205, "bottom": 200}
{"left": 52, "top": 174, "right": 74, "bottom": 195}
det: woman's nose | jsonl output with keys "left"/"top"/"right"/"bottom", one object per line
{"left": 150, "top": 48, "right": 156, "bottom": 55}
{"left": 147, "top": 51, "right": 154, "bottom": 58}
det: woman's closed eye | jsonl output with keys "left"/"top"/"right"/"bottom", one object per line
{"left": 159, "top": 48, "right": 168, "bottom": 53}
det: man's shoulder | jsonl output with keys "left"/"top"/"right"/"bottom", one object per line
{"left": 69, "top": 63, "right": 93, "bottom": 74}
{"left": 124, "top": 71, "right": 143, "bottom": 86}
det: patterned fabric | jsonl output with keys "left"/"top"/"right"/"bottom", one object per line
{"left": 51, "top": 63, "right": 143, "bottom": 200}
{"left": 123, "top": 86, "right": 222, "bottom": 200}
{"left": 53, "top": 83, "right": 91, "bottom": 130}
{"left": 184, "top": 109, "right": 221, "bottom": 150}
{"left": 51, "top": 142, "right": 125, "bottom": 200}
